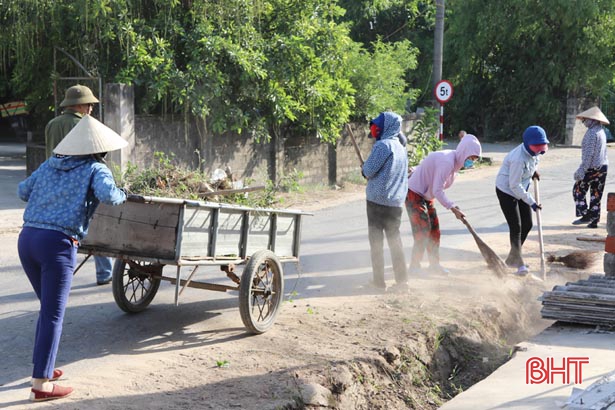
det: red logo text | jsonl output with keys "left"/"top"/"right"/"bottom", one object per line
{"left": 526, "top": 357, "right": 589, "bottom": 384}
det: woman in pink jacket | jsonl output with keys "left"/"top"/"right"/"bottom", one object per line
{"left": 406, "top": 135, "right": 482, "bottom": 275}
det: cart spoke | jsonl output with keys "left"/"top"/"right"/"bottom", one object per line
{"left": 239, "top": 250, "right": 284, "bottom": 334}
{"left": 113, "top": 260, "right": 162, "bottom": 313}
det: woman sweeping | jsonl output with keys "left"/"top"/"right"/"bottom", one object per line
{"left": 406, "top": 134, "right": 482, "bottom": 275}
{"left": 495, "top": 125, "right": 549, "bottom": 276}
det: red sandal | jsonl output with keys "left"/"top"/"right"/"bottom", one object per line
{"left": 30, "top": 384, "right": 73, "bottom": 402}
{"left": 31, "top": 368, "right": 63, "bottom": 385}
{"left": 50, "top": 368, "right": 63, "bottom": 381}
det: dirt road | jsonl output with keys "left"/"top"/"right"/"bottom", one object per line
{"left": 0, "top": 142, "right": 610, "bottom": 409}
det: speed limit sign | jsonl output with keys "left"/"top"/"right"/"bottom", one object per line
{"left": 434, "top": 80, "right": 454, "bottom": 104}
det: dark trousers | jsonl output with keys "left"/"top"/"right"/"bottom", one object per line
{"left": 366, "top": 200, "right": 408, "bottom": 286}
{"left": 18, "top": 227, "right": 76, "bottom": 379}
{"left": 496, "top": 188, "right": 532, "bottom": 267}
{"left": 573, "top": 165, "right": 608, "bottom": 223}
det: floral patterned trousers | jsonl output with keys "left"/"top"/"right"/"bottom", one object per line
{"left": 405, "top": 190, "right": 440, "bottom": 267}
{"left": 573, "top": 165, "right": 608, "bottom": 224}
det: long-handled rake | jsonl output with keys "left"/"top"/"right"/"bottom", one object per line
{"left": 460, "top": 217, "right": 508, "bottom": 277}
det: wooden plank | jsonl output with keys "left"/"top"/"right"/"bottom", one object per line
{"left": 541, "top": 310, "right": 615, "bottom": 321}
{"left": 541, "top": 315, "right": 615, "bottom": 326}
{"left": 81, "top": 202, "right": 180, "bottom": 260}
{"left": 570, "top": 279, "right": 615, "bottom": 288}
{"left": 577, "top": 235, "right": 606, "bottom": 243}
{"left": 541, "top": 302, "right": 615, "bottom": 313}
{"left": 542, "top": 290, "right": 615, "bottom": 303}
{"left": 199, "top": 185, "right": 266, "bottom": 197}
{"left": 245, "top": 212, "right": 272, "bottom": 257}
{"left": 215, "top": 209, "right": 243, "bottom": 257}
{"left": 588, "top": 274, "right": 612, "bottom": 280}
{"left": 275, "top": 214, "right": 296, "bottom": 258}
{"left": 542, "top": 305, "right": 615, "bottom": 316}
{"left": 180, "top": 207, "right": 213, "bottom": 259}
{"left": 541, "top": 297, "right": 615, "bottom": 308}
{"left": 166, "top": 277, "right": 239, "bottom": 292}
{"left": 554, "top": 285, "right": 615, "bottom": 295}
{"left": 541, "top": 297, "right": 615, "bottom": 309}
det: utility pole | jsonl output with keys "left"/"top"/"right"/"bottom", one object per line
{"left": 433, "top": 0, "right": 445, "bottom": 99}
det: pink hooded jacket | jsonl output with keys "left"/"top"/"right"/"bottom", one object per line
{"left": 407, "top": 134, "right": 482, "bottom": 209}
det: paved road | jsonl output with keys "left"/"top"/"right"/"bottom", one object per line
{"left": 1, "top": 141, "right": 614, "bottom": 408}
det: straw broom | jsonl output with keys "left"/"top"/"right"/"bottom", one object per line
{"left": 546, "top": 250, "right": 599, "bottom": 269}
{"left": 460, "top": 217, "right": 508, "bottom": 277}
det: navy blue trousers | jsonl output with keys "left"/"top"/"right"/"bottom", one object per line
{"left": 18, "top": 227, "right": 76, "bottom": 379}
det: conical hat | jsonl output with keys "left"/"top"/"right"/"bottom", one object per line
{"left": 53, "top": 115, "right": 128, "bottom": 155}
{"left": 576, "top": 106, "right": 610, "bottom": 124}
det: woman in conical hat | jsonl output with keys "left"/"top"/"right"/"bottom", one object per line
{"left": 572, "top": 106, "right": 609, "bottom": 228}
{"left": 16, "top": 115, "right": 127, "bottom": 402}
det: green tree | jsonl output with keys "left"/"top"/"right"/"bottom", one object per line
{"left": 0, "top": 0, "right": 422, "bottom": 145}
{"left": 337, "top": 0, "right": 436, "bottom": 110}
{"left": 445, "top": 0, "right": 615, "bottom": 141}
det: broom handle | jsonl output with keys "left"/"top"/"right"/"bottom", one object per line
{"left": 346, "top": 123, "right": 365, "bottom": 167}
{"left": 534, "top": 180, "right": 546, "bottom": 280}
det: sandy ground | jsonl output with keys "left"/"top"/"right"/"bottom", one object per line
{"left": 0, "top": 143, "right": 609, "bottom": 409}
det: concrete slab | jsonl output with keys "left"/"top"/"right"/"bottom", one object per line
{"left": 440, "top": 325, "right": 615, "bottom": 410}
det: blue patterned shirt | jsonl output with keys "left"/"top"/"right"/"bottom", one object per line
{"left": 18, "top": 155, "right": 126, "bottom": 241}
{"left": 362, "top": 112, "right": 408, "bottom": 207}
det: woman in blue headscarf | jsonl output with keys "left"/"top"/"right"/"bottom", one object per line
{"left": 495, "top": 125, "right": 549, "bottom": 276}
{"left": 362, "top": 111, "right": 408, "bottom": 292}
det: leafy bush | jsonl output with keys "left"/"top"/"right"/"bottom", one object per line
{"left": 407, "top": 107, "right": 442, "bottom": 166}
{"left": 113, "top": 152, "right": 302, "bottom": 209}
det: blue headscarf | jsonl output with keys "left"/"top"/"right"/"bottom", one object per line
{"left": 370, "top": 112, "right": 406, "bottom": 146}
{"left": 522, "top": 126, "right": 549, "bottom": 156}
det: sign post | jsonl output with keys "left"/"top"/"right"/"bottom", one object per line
{"left": 433, "top": 80, "right": 454, "bottom": 141}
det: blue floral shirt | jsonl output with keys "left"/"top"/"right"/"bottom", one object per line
{"left": 18, "top": 155, "right": 126, "bottom": 241}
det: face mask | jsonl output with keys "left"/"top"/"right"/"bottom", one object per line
{"left": 464, "top": 159, "right": 474, "bottom": 168}
{"left": 582, "top": 119, "right": 593, "bottom": 128}
{"left": 529, "top": 144, "right": 548, "bottom": 155}
{"left": 370, "top": 124, "right": 380, "bottom": 139}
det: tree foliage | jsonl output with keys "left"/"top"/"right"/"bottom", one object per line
{"left": 0, "top": 0, "right": 420, "bottom": 143}
{"left": 7, "top": 1, "right": 615, "bottom": 144}
{"left": 445, "top": 0, "right": 615, "bottom": 141}
{"left": 338, "top": 0, "right": 434, "bottom": 110}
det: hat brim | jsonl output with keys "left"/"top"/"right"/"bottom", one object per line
{"left": 53, "top": 115, "right": 127, "bottom": 155}
{"left": 59, "top": 95, "right": 100, "bottom": 108}
{"left": 576, "top": 107, "right": 610, "bottom": 124}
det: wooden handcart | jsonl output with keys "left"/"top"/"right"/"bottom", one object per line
{"left": 78, "top": 195, "right": 309, "bottom": 334}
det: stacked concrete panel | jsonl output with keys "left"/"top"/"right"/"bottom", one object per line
{"left": 540, "top": 192, "right": 615, "bottom": 325}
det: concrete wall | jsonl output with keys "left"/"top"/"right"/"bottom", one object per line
{"left": 566, "top": 96, "right": 597, "bottom": 146}
{"left": 26, "top": 83, "right": 418, "bottom": 185}
{"left": 104, "top": 84, "right": 135, "bottom": 169}
{"left": 130, "top": 115, "right": 375, "bottom": 185}
{"left": 132, "top": 115, "right": 272, "bottom": 183}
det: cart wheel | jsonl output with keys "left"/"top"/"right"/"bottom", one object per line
{"left": 112, "top": 259, "right": 162, "bottom": 313}
{"left": 239, "top": 250, "right": 284, "bottom": 334}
